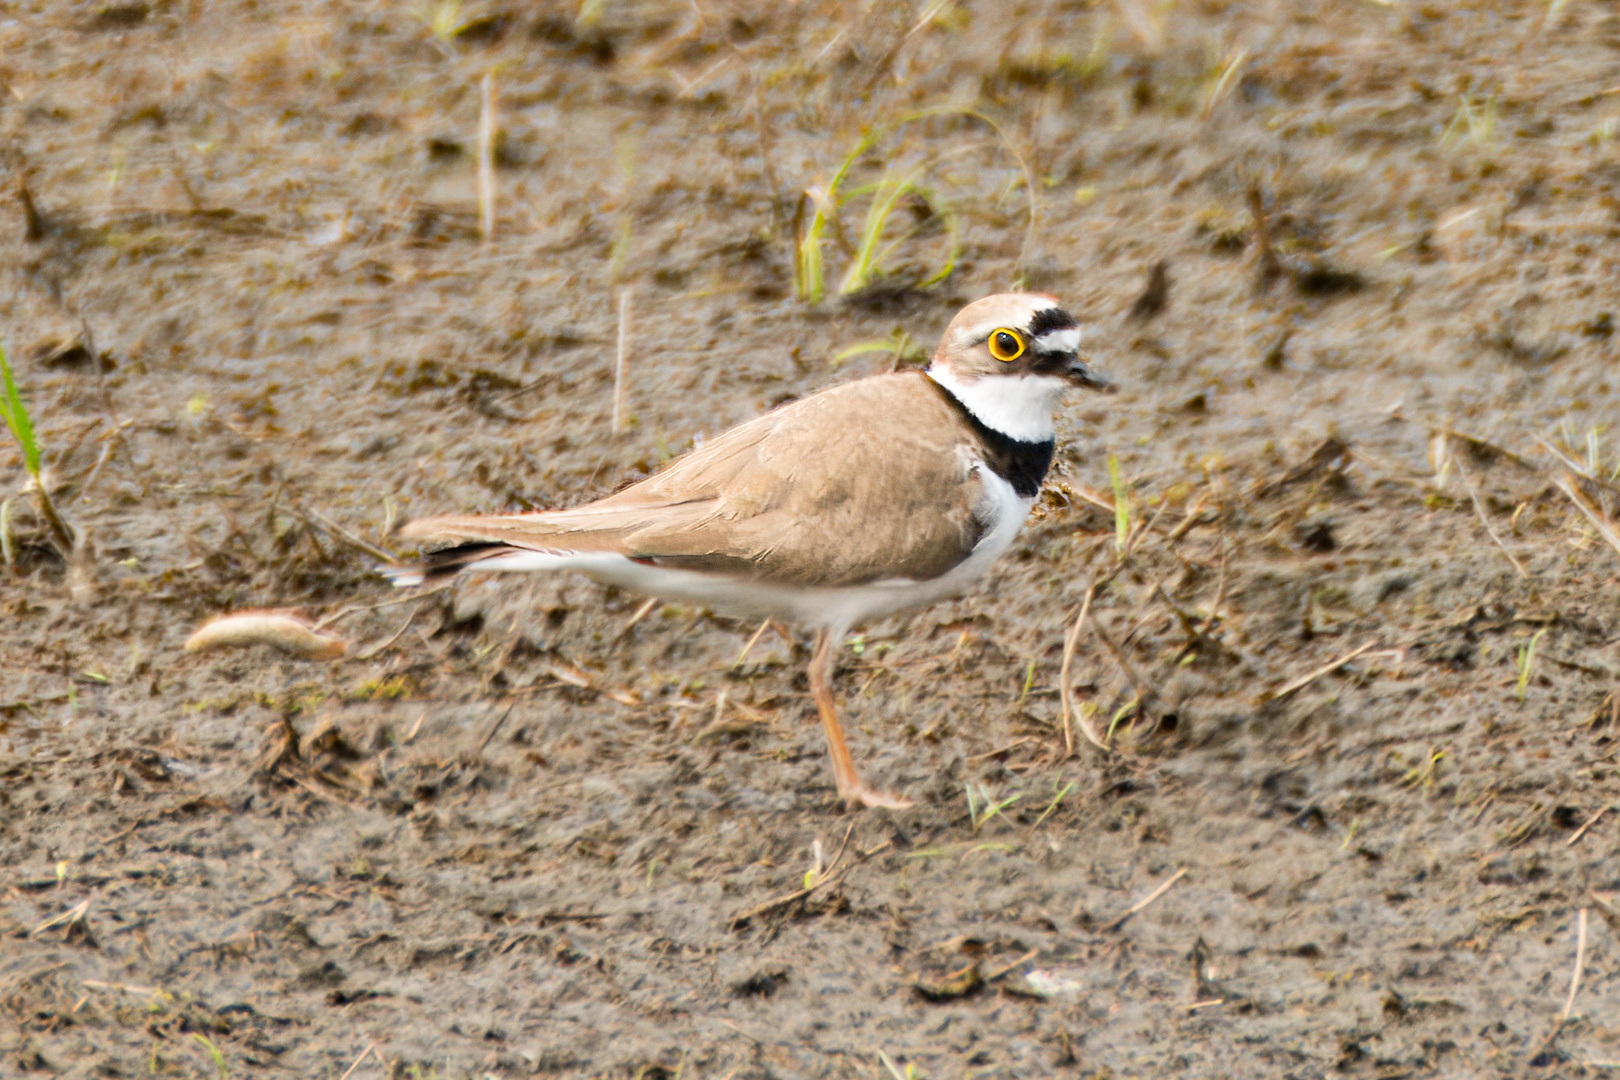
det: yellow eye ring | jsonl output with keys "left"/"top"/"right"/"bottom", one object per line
{"left": 988, "top": 328, "right": 1026, "bottom": 362}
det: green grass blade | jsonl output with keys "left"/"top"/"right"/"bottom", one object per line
{"left": 796, "top": 130, "right": 879, "bottom": 305}
{"left": 839, "top": 172, "right": 910, "bottom": 295}
{"left": 918, "top": 196, "right": 962, "bottom": 287}
{"left": 895, "top": 105, "right": 1038, "bottom": 279}
{"left": 830, "top": 340, "right": 901, "bottom": 368}
{"left": 0, "top": 340, "right": 41, "bottom": 477}
{"left": 1108, "top": 453, "right": 1130, "bottom": 554}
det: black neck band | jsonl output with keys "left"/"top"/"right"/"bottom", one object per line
{"left": 925, "top": 375, "right": 1055, "bottom": 499}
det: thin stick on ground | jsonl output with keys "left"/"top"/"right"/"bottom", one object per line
{"left": 1562, "top": 907, "right": 1589, "bottom": 1020}
{"left": 1088, "top": 606, "right": 1162, "bottom": 718}
{"left": 1058, "top": 582, "right": 1104, "bottom": 753}
{"left": 1540, "top": 437, "right": 1620, "bottom": 498}
{"left": 477, "top": 70, "right": 497, "bottom": 243}
{"left": 1566, "top": 804, "right": 1613, "bottom": 847}
{"left": 733, "top": 618, "right": 775, "bottom": 669}
{"left": 1247, "top": 182, "right": 1282, "bottom": 285}
{"left": 293, "top": 506, "right": 398, "bottom": 566}
{"left": 612, "top": 287, "right": 632, "bottom": 433}
{"left": 619, "top": 596, "right": 660, "bottom": 638}
{"left": 356, "top": 601, "right": 423, "bottom": 660}
{"left": 475, "top": 704, "right": 515, "bottom": 754}
{"left": 1268, "top": 639, "right": 1378, "bottom": 702}
{"left": 1554, "top": 473, "right": 1620, "bottom": 564}
{"left": 312, "top": 582, "right": 450, "bottom": 632}
{"left": 1107, "top": 866, "right": 1187, "bottom": 931}
{"left": 1453, "top": 456, "right": 1529, "bottom": 579}
{"left": 729, "top": 821, "right": 872, "bottom": 928}
{"left": 337, "top": 1044, "right": 376, "bottom": 1080}
{"left": 77, "top": 317, "right": 145, "bottom": 487}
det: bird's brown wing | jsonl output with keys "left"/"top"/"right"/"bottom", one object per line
{"left": 401, "top": 371, "right": 990, "bottom": 588}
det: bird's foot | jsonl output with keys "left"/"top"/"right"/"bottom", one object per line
{"left": 841, "top": 783, "right": 914, "bottom": 811}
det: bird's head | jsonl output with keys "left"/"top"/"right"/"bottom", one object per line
{"left": 926, "top": 293, "right": 1113, "bottom": 443}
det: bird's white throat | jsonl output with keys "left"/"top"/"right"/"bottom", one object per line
{"left": 926, "top": 364, "right": 1065, "bottom": 443}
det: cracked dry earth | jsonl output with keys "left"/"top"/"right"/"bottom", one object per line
{"left": 2, "top": 0, "right": 1619, "bottom": 1077}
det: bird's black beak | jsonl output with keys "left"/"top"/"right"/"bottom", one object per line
{"left": 1065, "top": 353, "right": 1114, "bottom": 393}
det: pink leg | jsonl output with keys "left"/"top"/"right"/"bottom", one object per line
{"left": 808, "top": 629, "right": 912, "bottom": 810}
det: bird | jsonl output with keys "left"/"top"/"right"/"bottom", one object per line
{"left": 387, "top": 293, "right": 1112, "bottom": 809}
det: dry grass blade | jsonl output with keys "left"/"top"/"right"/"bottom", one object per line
{"left": 1058, "top": 481, "right": 1118, "bottom": 514}
{"left": 1202, "top": 47, "right": 1249, "bottom": 120}
{"left": 896, "top": 106, "right": 1039, "bottom": 278}
{"left": 1562, "top": 908, "right": 1588, "bottom": 1020}
{"left": 730, "top": 821, "right": 863, "bottom": 928}
{"left": 1540, "top": 437, "right": 1620, "bottom": 498}
{"left": 1107, "top": 866, "right": 1187, "bottom": 931}
{"left": 1058, "top": 583, "right": 1106, "bottom": 753}
{"left": 619, "top": 596, "right": 660, "bottom": 638}
{"left": 732, "top": 618, "right": 775, "bottom": 669}
{"left": 294, "top": 506, "right": 398, "bottom": 565}
{"left": 338, "top": 1044, "right": 376, "bottom": 1080}
{"left": 1553, "top": 472, "right": 1620, "bottom": 564}
{"left": 1452, "top": 455, "right": 1529, "bottom": 579}
{"left": 1088, "top": 606, "right": 1162, "bottom": 719}
{"left": 475, "top": 704, "right": 515, "bottom": 753}
{"left": 31, "top": 899, "right": 90, "bottom": 937}
{"left": 355, "top": 601, "right": 423, "bottom": 660}
{"left": 312, "top": 582, "right": 450, "bottom": 631}
{"left": 1566, "top": 804, "right": 1613, "bottom": 846}
{"left": 612, "top": 287, "right": 632, "bottom": 433}
{"left": 1265, "top": 639, "right": 1377, "bottom": 702}
{"left": 1417, "top": 422, "right": 1540, "bottom": 472}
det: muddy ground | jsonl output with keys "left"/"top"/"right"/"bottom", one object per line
{"left": 3, "top": 0, "right": 1619, "bottom": 1076}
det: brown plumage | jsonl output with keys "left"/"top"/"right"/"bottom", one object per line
{"left": 391, "top": 292, "right": 1112, "bottom": 808}
{"left": 403, "top": 371, "right": 987, "bottom": 588}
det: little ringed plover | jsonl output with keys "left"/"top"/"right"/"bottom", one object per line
{"left": 389, "top": 293, "right": 1112, "bottom": 809}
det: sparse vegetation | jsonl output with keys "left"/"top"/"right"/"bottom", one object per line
{"left": 0, "top": 339, "right": 74, "bottom": 556}
{"left": 965, "top": 781, "right": 1021, "bottom": 833}
{"left": 1108, "top": 452, "right": 1131, "bottom": 555}
{"left": 1516, "top": 628, "right": 1546, "bottom": 701}
{"left": 5, "top": 3, "right": 1618, "bottom": 1077}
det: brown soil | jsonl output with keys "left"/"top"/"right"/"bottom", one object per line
{"left": 3, "top": 2, "right": 1619, "bottom": 1077}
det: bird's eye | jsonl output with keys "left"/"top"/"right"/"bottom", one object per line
{"left": 988, "top": 328, "right": 1026, "bottom": 362}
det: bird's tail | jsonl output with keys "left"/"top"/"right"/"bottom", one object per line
{"left": 382, "top": 540, "right": 519, "bottom": 588}
{"left": 384, "top": 510, "right": 639, "bottom": 588}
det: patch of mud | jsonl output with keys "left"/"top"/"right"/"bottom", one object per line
{"left": 2, "top": 2, "right": 1618, "bottom": 1077}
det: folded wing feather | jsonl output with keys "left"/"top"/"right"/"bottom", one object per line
{"left": 401, "top": 372, "right": 989, "bottom": 588}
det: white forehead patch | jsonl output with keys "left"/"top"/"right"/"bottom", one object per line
{"left": 1031, "top": 327, "right": 1082, "bottom": 353}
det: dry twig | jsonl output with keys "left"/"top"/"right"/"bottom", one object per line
{"left": 1107, "top": 867, "right": 1187, "bottom": 931}
{"left": 730, "top": 822, "right": 866, "bottom": 928}
{"left": 1266, "top": 640, "right": 1377, "bottom": 702}
{"left": 1451, "top": 453, "right": 1529, "bottom": 579}
{"left": 612, "top": 287, "right": 632, "bottom": 433}
{"left": 1566, "top": 804, "right": 1612, "bottom": 847}
{"left": 1562, "top": 908, "right": 1589, "bottom": 1020}
{"left": 1554, "top": 473, "right": 1620, "bottom": 564}
{"left": 338, "top": 1044, "right": 377, "bottom": 1080}
{"left": 1058, "top": 583, "right": 1104, "bottom": 753}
